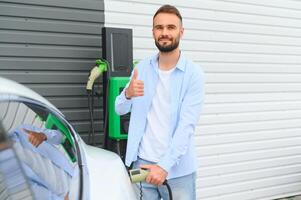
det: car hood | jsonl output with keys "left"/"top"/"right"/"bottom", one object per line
{"left": 83, "top": 143, "right": 138, "bottom": 200}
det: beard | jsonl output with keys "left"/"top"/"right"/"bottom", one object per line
{"left": 155, "top": 35, "right": 180, "bottom": 53}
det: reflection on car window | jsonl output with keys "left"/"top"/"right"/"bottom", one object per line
{"left": 0, "top": 101, "right": 80, "bottom": 200}
{"left": 0, "top": 122, "right": 34, "bottom": 200}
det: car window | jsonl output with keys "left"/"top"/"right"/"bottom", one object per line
{"left": 0, "top": 100, "right": 80, "bottom": 200}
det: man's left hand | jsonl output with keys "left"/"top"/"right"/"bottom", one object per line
{"left": 140, "top": 164, "right": 167, "bottom": 186}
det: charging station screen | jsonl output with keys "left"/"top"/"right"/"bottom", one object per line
{"left": 111, "top": 33, "right": 130, "bottom": 74}
{"left": 103, "top": 27, "right": 133, "bottom": 77}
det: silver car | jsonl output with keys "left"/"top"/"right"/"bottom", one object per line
{"left": 0, "top": 77, "right": 138, "bottom": 200}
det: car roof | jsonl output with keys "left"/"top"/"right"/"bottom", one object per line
{"left": 0, "top": 76, "right": 61, "bottom": 114}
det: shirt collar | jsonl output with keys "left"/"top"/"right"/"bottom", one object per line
{"left": 150, "top": 52, "right": 186, "bottom": 72}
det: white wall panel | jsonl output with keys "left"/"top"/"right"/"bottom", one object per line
{"left": 105, "top": 0, "right": 301, "bottom": 199}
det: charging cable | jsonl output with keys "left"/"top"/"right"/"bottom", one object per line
{"left": 86, "top": 59, "right": 108, "bottom": 145}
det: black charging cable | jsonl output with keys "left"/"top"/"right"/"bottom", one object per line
{"left": 163, "top": 180, "right": 173, "bottom": 200}
{"left": 87, "top": 89, "right": 95, "bottom": 145}
{"left": 137, "top": 180, "right": 173, "bottom": 200}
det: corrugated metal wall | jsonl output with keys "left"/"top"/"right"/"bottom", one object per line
{"left": 104, "top": 0, "right": 301, "bottom": 199}
{"left": 0, "top": 0, "right": 105, "bottom": 144}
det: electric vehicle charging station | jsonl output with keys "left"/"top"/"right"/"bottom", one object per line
{"left": 102, "top": 27, "right": 133, "bottom": 160}
{"left": 87, "top": 27, "right": 133, "bottom": 160}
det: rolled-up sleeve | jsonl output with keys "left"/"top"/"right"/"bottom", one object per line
{"left": 115, "top": 88, "right": 132, "bottom": 115}
{"left": 43, "top": 128, "right": 65, "bottom": 145}
{"left": 115, "top": 68, "right": 137, "bottom": 115}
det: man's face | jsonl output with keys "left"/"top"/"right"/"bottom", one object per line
{"left": 153, "top": 13, "right": 184, "bottom": 53}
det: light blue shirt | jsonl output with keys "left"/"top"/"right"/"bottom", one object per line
{"left": 115, "top": 53, "right": 205, "bottom": 179}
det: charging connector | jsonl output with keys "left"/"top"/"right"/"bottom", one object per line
{"left": 129, "top": 168, "right": 149, "bottom": 183}
{"left": 129, "top": 168, "right": 173, "bottom": 200}
{"left": 86, "top": 59, "right": 108, "bottom": 91}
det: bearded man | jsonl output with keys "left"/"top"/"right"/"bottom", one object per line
{"left": 115, "top": 4, "right": 205, "bottom": 200}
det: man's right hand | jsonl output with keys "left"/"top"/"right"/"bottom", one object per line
{"left": 125, "top": 68, "right": 144, "bottom": 99}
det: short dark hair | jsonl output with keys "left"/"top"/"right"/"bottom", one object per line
{"left": 153, "top": 4, "right": 182, "bottom": 23}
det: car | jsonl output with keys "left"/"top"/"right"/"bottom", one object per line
{"left": 0, "top": 76, "right": 138, "bottom": 200}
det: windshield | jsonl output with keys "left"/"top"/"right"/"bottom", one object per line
{"left": 0, "top": 98, "right": 81, "bottom": 200}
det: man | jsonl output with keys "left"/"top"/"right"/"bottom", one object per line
{"left": 115, "top": 4, "right": 204, "bottom": 200}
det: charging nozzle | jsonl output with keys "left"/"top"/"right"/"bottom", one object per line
{"left": 129, "top": 169, "right": 149, "bottom": 183}
{"left": 86, "top": 59, "right": 108, "bottom": 91}
{"left": 133, "top": 59, "right": 139, "bottom": 68}
{"left": 129, "top": 168, "right": 173, "bottom": 200}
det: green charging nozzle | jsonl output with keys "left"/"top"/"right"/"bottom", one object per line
{"left": 133, "top": 59, "right": 139, "bottom": 68}
{"left": 129, "top": 169, "right": 149, "bottom": 183}
{"left": 86, "top": 59, "right": 108, "bottom": 91}
{"left": 129, "top": 168, "right": 173, "bottom": 200}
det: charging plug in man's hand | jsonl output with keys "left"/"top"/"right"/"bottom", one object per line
{"left": 125, "top": 68, "right": 144, "bottom": 99}
{"left": 140, "top": 164, "right": 167, "bottom": 186}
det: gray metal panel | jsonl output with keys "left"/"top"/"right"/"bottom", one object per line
{"left": 0, "top": 0, "right": 105, "bottom": 145}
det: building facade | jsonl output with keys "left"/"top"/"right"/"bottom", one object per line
{"left": 1, "top": 0, "right": 301, "bottom": 199}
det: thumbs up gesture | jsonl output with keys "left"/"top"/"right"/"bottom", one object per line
{"left": 125, "top": 68, "right": 144, "bottom": 99}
